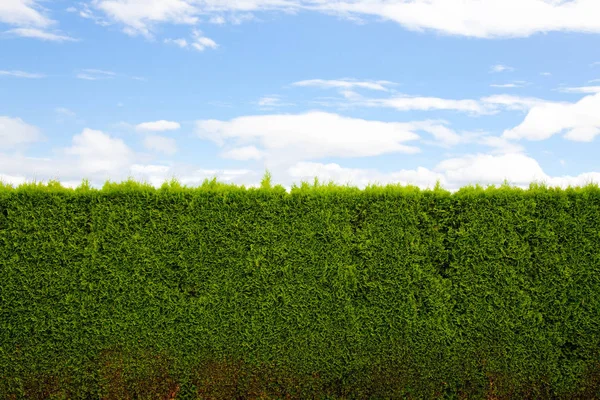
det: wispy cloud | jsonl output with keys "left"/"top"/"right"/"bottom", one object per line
{"left": 557, "top": 86, "right": 600, "bottom": 94}
{"left": 490, "top": 80, "right": 528, "bottom": 88}
{"left": 66, "top": 3, "right": 110, "bottom": 26}
{"left": 360, "top": 93, "right": 549, "bottom": 115}
{"left": 5, "top": 28, "right": 77, "bottom": 42}
{"left": 0, "top": 0, "right": 53, "bottom": 27}
{"left": 90, "top": 0, "right": 293, "bottom": 36}
{"left": 164, "top": 38, "right": 188, "bottom": 48}
{"left": 490, "top": 64, "right": 515, "bottom": 73}
{"left": 292, "top": 78, "right": 396, "bottom": 92}
{"left": 55, "top": 108, "right": 82, "bottom": 124}
{"left": 164, "top": 30, "right": 217, "bottom": 51}
{"left": 366, "top": 96, "right": 488, "bottom": 114}
{"left": 55, "top": 108, "right": 76, "bottom": 117}
{"left": 0, "top": 70, "right": 44, "bottom": 78}
{"left": 190, "top": 30, "right": 217, "bottom": 51}
{"left": 477, "top": 135, "right": 525, "bottom": 155}
{"left": 76, "top": 69, "right": 117, "bottom": 80}
{"left": 209, "top": 15, "right": 226, "bottom": 24}
{"left": 256, "top": 95, "right": 294, "bottom": 109}
{"left": 490, "top": 83, "right": 519, "bottom": 88}
{"left": 301, "top": 88, "right": 551, "bottom": 116}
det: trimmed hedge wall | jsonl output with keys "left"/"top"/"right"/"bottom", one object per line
{"left": 1, "top": 176, "right": 599, "bottom": 399}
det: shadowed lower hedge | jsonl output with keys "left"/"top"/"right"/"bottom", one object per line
{"left": 0, "top": 175, "right": 599, "bottom": 399}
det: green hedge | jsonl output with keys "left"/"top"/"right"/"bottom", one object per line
{"left": 1, "top": 176, "right": 599, "bottom": 399}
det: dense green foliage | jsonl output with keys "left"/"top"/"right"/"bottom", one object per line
{"left": 1, "top": 175, "right": 599, "bottom": 399}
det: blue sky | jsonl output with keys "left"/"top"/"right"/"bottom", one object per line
{"left": 1, "top": 0, "right": 600, "bottom": 190}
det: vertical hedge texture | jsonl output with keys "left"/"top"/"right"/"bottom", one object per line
{"left": 1, "top": 179, "right": 599, "bottom": 399}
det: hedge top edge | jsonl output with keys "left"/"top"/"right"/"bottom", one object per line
{"left": 0, "top": 171, "right": 599, "bottom": 195}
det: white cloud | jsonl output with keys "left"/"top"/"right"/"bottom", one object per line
{"left": 310, "top": 0, "right": 600, "bottom": 38}
{"left": 0, "top": 116, "right": 43, "bottom": 148}
{"left": 490, "top": 64, "right": 514, "bottom": 73}
{"left": 288, "top": 161, "right": 447, "bottom": 189}
{"left": 129, "top": 164, "right": 171, "bottom": 175}
{"left": 503, "top": 92, "right": 600, "bottom": 142}
{"left": 0, "top": 70, "right": 44, "bottom": 78}
{"left": 440, "top": 154, "right": 600, "bottom": 189}
{"left": 1, "top": 145, "right": 598, "bottom": 194}
{"left": 436, "top": 153, "right": 545, "bottom": 185}
{"left": 176, "top": 168, "right": 255, "bottom": 185}
{"left": 129, "top": 166, "right": 257, "bottom": 188}
{"left": 0, "top": 125, "right": 257, "bottom": 189}
{"left": 5, "top": 28, "right": 76, "bottom": 42}
{"left": 127, "top": 164, "right": 174, "bottom": 187}
{"left": 0, "top": 173, "right": 27, "bottom": 187}
{"left": 0, "top": 0, "right": 52, "bottom": 27}
{"left": 558, "top": 86, "right": 600, "bottom": 94}
{"left": 221, "top": 145, "right": 264, "bottom": 160}
{"left": 89, "top": 0, "right": 600, "bottom": 39}
{"left": 64, "top": 128, "right": 134, "bottom": 174}
{"left": 196, "top": 111, "right": 422, "bottom": 165}
{"left": 287, "top": 153, "right": 600, "bottom": 191}
{"left": 135, "top": 120, "right": 181, "bottom": 132}
{"left": 292, "top": 78, "right": 396, "bottom": 92}
{"left": 143, "top": 135, "right": 177, "bottom": 155}
{"left": 541, "top": 72, "right": 552, "bottom": 76}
